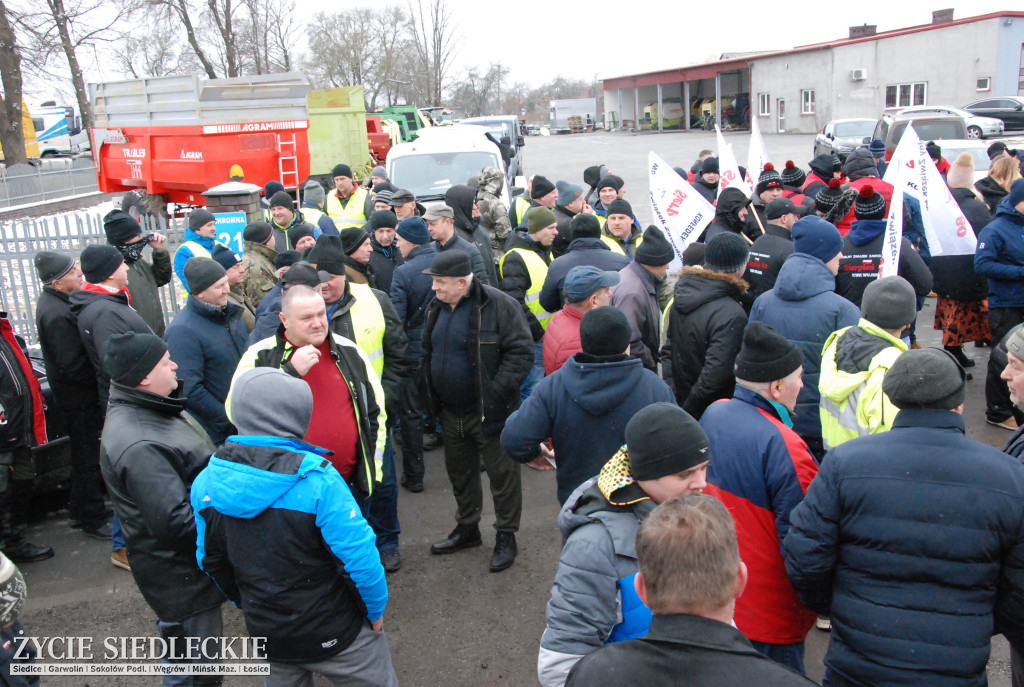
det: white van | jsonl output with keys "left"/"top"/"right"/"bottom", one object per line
{"left": 386, "top": 125, "right": 521, "bottom": 207}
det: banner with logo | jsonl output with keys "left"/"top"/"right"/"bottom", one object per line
{"left": 882, "top": 126, "right": 977, "bottom": 257}
{"left": 878, "top": 162, "right": 905, "bottom": 279}
{"left": 649, "top": 151, "right": 716, "bottom": 270}
{"left": 715, "top": 125, "right": 747, "bottom": 198}
{"left": 744, "top": 117, "right": 769, "bottom": 197}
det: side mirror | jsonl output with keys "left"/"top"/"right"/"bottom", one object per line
{"left": 826, "top": 132, "right": 834, "bottom": 140}
{"left": 512, "top": 187, "right": 525, "bottom": 197}
{"left": 862, "top": 136, "right": 871, "bottom": 144}
{"left": 516, "top": 136, "right": 525, "bottom": 147}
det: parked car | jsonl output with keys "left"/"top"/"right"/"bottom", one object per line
{"left": 870, "top": 114, "right": 968, "bottom": 160}
{"left": 964, "top": 96, "right": 1024, "bottom": 132}
{"left": 897, "top": 105, "right": 1004, "bottom": 139}
{"left": 387, "top": 124, "right": 520, "bottom": 205}
{"left": 927, "top": 139, "right": 992, "bottom": 181}
{"left": 813, "top": 118, "right": 876, "bottom": 160}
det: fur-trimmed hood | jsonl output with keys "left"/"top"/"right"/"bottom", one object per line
{"left": 673, "top": 265, "right": 748, "bottom": 315}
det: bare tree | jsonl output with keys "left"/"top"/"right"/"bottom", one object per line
{"left": 406, "top": 0, "right": 457, "bottom": 107}
{"left": 369, "top": 5, "right": 405, "bottom": 109}
{"left": 451, "top": 62, "right": 508, "bottom": 118}
{"left": 242, "top": 0, "right": 296, "bottom": 74}
{"left": 206, "top": 0, "right": 242, "bottom": 77}
{"left": 147, "top": 0, "right": 218, "bottom": 78}
{"left": 0, "top": 0, "right": 27, "bottom": 164}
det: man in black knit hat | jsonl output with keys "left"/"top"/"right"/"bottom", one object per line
{"left": 34, "top": 251, "right": 111, "bottom": 539}
{"left": 699, "top": 321, "right": 819, "bottom": 672}
{"left": 537, "top": 403, "right": 711, "bottom": 686}
{"left": 611, "top": 226, "right": 674, "bottom": 371}
{"left": 667, "top": 233, "right": 749, "bottom": 419}
{"left": 100, "top": 332, "right": 225, "bottom": 679}
{"left": 602, "top": 198, "right": 643, "bottom": 258}
{"left": 103, "top": 209, "right": 170, "bottom": 336}
{"left": 510, "top": 174, "right": 557, "bottom": 228}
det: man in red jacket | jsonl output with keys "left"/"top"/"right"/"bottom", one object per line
{"left": 698, "top": 322, "right": 818, "bottom": 674}
{"left": 543, "top": 266, "right": 619, "bottom": 375}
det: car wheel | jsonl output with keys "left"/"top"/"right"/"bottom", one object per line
{"left": 967, "top": 126, "right": 982, "bottom": 140}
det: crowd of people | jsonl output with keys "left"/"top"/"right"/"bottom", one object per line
{"left": 2, "top": 139, "right": 1024, "bottom": 686}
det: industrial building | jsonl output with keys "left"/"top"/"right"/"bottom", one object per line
{"left": 601, "top": 9, "right": 1024, "bottom": 134}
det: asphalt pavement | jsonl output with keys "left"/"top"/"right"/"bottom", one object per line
{"left": 17, "top": 129, "right": 1022, "bottom": 685}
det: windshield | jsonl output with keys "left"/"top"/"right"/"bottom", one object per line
{"left": 390, "top": 151, "right": 501, "bottom": 197}
{"left": 939, "top": 145, "right": 991, "bottom": 173}
{"left": 834, "top": 121, "right": 876, "bottom": 138}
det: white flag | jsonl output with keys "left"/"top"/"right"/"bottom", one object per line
{"left": 745, "top": 118, "right": 769, "bottom": 196}
{"left": 883, "top": 126, "right": 978, "bottom": 257}
{"left": 715, "top": 125, "right": 748, "bottom": 198}
{"left": 878, "top": 162, "right": 906, "bottom": 279}
{"left": 649, "top": 151, "right": 715, "bottom": 270}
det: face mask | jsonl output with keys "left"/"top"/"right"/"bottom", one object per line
{"left": 116, "top": 241, "right": 147, "bottom": 263}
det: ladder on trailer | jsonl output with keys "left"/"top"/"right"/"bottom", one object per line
{"left": 277, "top": 132, "right": 299, "bottom": 189}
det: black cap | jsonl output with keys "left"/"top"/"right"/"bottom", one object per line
{"left": 274, "top": 251, "right": 302, "bottom": 269}
{"left": 423, "top": 250, "right": 472, "bottom": 277}
{"left": 269, "top": 190, "right": 293, "bottom": 209}
{"left": 882, "top": 348, "right": 966, "bottom": 410}
{"left": 733, "top": 322, "right": 804, "bottom": 383}
{"left": 389, "top": 189, "right": 415, "bottom": 206}
{"left": 184, "top": 256, "right": 226, "bottom": 295}
{"left": 765, "top": 198, "right": 799, "bottom": 220}
{"left": 80, "top": 245, "right": 124, "bottom": 283}
{"left": 580, "top": 306, "right": 630, "bottom": 356}
{"left": 243, "top": 221, "right": 274, "bottom": 244}
{"left": 188, "top": 208, "right": 216, "bottom": 233}
{"left": 103, "top": 209, "right": 144, "bottom": 245}
{"left": 34, "top": 251, "right": 75, "bottom": 283}
{"left": 531, "top": 175, "right": 555, "bottom": 199}
{"left": 280, "top": 261, "right": 330, "bottom": 288}
{"left": 635, "top": 226, "right": 675, "bottom": 267}
{"left": 606, "top": 198, "right": 633, "bottom": 218}
{"left": 340, "top": 226, "right": 371, "bottom": 255}
{"left": 306, "top": 235, "right": 346, "bottom": 275}
{"left": 626, "top": 403, "right": 711, "bottom": 481}
{"left": 370, "top": 209, "right": 398, "bottom": 230}
{"left": 596, "top": 174, "right": 624, "bottom": 191}
{"left": 287, "top": 224, "right": 315, "bottom": 249}
{"left": 701, "top": 157, "right": 720, "bottom": 175}
{"left": 211, "top": 244, "right": 242, "bottom": 270}
{"left": 703, "top": 232, "right": 749, "bottom": 273}
{"left": 332, "top": 163, "right": 352, "bottom": 179}
{"left": 570, "top": 213, "right": 602, "bottom": 240}
{"left": 104, "top": 331, "right": 167, "bottom": 388}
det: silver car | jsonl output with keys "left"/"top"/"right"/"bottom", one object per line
{"left": 814, "top": 119, "right": 877, "bottom": 160}
{"left": 897, "top": 105, "right": 1004, "bottom": 139}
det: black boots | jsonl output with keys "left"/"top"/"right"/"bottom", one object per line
{"left": 945, "top": 345, "right": 976, "bottom": 368}
{"left": 489, "top": 532, "right": 517, "bottom": 573}
{"left": 430, "top": 524, "right": 482, "bottom": 555}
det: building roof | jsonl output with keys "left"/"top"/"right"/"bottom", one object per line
{"left": 602, "top": 10, "right": 1024, "bottom": 89}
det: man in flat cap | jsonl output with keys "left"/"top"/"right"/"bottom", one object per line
{"left": 784, "top": 348, "right": 1024, "bottom": 687}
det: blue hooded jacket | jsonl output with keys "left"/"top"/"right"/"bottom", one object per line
{"left": 500, "top": 353, "right": 675, "bottom": 504}
{"left": 173, "top": 228, "right": 219, "bottom": 289}
{"left": 750, "top": 253, "right": 860, "bottom": 445}
{"left": 975, "top": 193, "right": 1024, "bottom": 308}
{"left": 192, "top": 434, "right": 387, "bottom": 663}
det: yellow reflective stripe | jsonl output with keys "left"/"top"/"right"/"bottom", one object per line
{"left": 348, "top": 282, "right": 387, "bottom": 377}
{"left": 326, "top": 187, "right": 368, "bottom": 224}
{"left": 820, "top": 386, "right": 867, "bottom": 450}
{"left": 501, "top": 247, "right": 552, "bottom": 329}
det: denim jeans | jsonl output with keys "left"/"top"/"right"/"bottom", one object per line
{"left": 519, "top": 341, "right": 545, "bottom": 401}
{"left": 111, "top": 511, "right": 125, "bottom": 552}
{"left": 749, "top": 640, "right": 805, "bottom": 675}
{"left": 357, "top": 437, "right": 400, "bottom": 552}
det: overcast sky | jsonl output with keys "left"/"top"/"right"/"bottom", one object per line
{"left": 293, "top": 0, "right": 1014, "bottom": 86}
{"left": 34, "top": 0, "right": 1015, "bottom": 103}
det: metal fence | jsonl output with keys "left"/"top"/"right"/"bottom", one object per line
{"left": 0, "top": 159, "right": 100, "bottom": 208}
{"left": 0, "top": 210, "right": 189, "bottom": 344}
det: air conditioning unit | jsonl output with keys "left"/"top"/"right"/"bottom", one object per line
{"left": 851, "top": 69, "right": 868, "bottom": 81}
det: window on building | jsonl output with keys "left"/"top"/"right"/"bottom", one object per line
{"left": 977, "top": 77, "right": 991, "bottom": 92}
{"left": 885, "top": 82, "right": 927, "bottom": 109}
{"left": 801, "top": 90, "right": 815, "bottom": 114}
{"left": 758, "top": 93, "right": 770, "bottom": 116}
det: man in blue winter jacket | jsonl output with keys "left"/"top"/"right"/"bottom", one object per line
{"left": 976, "top": 179, "right": 1024, "bottom": 374}
{"left": 192, "top": 367, "right": 397, "bottom": 686}
{"left": 501, "top": 305, "right": 675, "bottom": 504}
{"left": 784, "top": 348, "right": 1024, "bottom": 687}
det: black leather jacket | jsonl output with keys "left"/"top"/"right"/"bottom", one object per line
{"left": 99, "top": 383, "right": 223, "bottom": 622}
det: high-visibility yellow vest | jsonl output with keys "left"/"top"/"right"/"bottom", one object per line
{"left": 347, "top": 282, "right": 387, "bottom": 377}
{"left": 302, "top": 207, "right": 327, "bottom": 229}
{"left": 325, "top": 187, "right": 369, "bottom": 230}
{"left": 512, "top": 197, "right": 531, "bottom": 227}
{"left": 499, "top": 247, "right": 553, "bottom": 330}
{"left": 601, "top": 231, "right": 644, "bottom": 260}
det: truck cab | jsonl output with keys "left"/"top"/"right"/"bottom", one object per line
{"left": 386, "top": 125, "right": 517, "bottom": 207}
